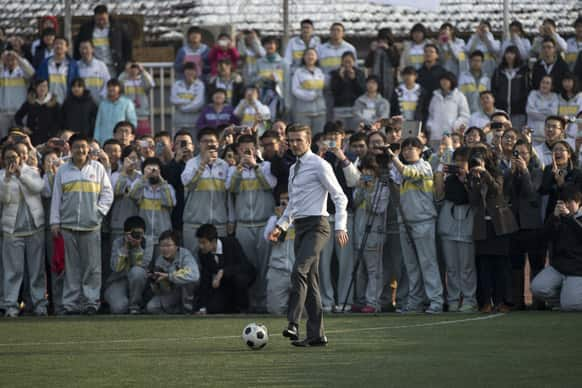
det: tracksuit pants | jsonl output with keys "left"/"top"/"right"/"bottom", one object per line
{"left": 62, "top": 229, "right": 102, "bottom": 312}
{"left": 104, "top": 267, "right": 148, "bottom": 313}
{"left": 266, "top": 267, "right": 292, "bottom": 315}
{"left": 531, "top": 266, "right": 582, "bottom": 311}
{"left": 441, "top": 239, "right": 477, "bottom": 310}
{"left": 236, "top": 223, "right": 269, "bottom": 312}
{"left": 320, "top": 217, "right": 354, "bottom": 308}
{"left": 2, "top": 230, "right": 47, "bottom": 312}
{"left": 355, "top": 235, "right": 384, "bottom": 309}
{"left": 400, "top": 220, "right": 443, "bottom": 311}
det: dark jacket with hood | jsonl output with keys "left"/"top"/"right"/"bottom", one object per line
{"left": 14, "top": 92, "right": 61, "bottom": 145}
{"left": 61, "top": 90, "right": 98, "bottom": 138}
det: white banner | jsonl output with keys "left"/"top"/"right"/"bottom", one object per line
{"left": 370, "top": 0, "right": 441, "bottom": 12}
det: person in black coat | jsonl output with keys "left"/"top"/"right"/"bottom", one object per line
{"left": 531, "top": 37, "right": 570, "bottom": 92}
{"left": 30, "top": 28, "right": 56, "bottom": 70}
{"left": 73, "top": 5, "right": 132, "bottom": 76}
{"left": 539, "top": 140, "right": 582, "bottom": 220}
{"left": 196, "top": 224, "right": 256, "bottom": 314}
{"left": 490, "top": 46, "right": 530, "bottom": 122}
{"left": 330, "top": 52, "right": 366, "bottom": 108}
{"left": 60, "top": 78, "right": 97, "bottom": 138}
{"left": 14, "top": 79, "right": 61, "bottom": 146}
{"left": 505, "top": 139, "right": 545, "bottom": 309}
{"left": 161, "top": 130, "right": 194, "bottom": 231}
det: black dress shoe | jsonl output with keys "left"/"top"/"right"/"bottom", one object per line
{"left": 291, "top": 336, "right": 328, "bottom": 347}
{"left": 83, "top": 306, "right": 98, "bottom": 316}
{"left": 282, "top": 324, "right": 299, "bottom": 340}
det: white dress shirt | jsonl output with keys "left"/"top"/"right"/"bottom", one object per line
{"left": 277, "top": 150, "right": 348, "bottom": 232}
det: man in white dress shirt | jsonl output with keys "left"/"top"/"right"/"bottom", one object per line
{"left": 269, "top": 124, "right": 348, "bottom": 347}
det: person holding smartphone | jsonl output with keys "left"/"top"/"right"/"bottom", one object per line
{"left": 104, "top": 216, "right": 153, "bottom": 314}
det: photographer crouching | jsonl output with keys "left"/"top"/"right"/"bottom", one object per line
{"left": 466, "top": 145, "right": 518, "bottom": 313}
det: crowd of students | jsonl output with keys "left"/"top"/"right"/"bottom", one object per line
{"left": 0, "top": 5, "right": 582, "bottom": 317}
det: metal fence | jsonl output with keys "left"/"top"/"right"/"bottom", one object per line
{"left": 143, "top": 62, "right": 175, "bottom": 136}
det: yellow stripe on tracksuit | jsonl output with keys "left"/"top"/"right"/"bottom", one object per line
{"left": 84, "top": 77, "right": 104, "bottom": 88}
{"left": 0, "top": 78, "right": 26, "bottom": 87}
{"left": 125, "top": 86, "right": 146, "bottom": 95}
{"left": 301, "top": 79, "right": 324, "bottom": 90}
{"left": 173, "top": 267, "right": 192, "bottom": 280}
{"left": 459, "top": 83, "right": 487, "bottom": 94}
{"left": 93, "top": 37, "right": 109, "bottom": 47}
{"left": 63, "top": 181, "right": 102, "bottom": 193}
{"left": 140, "top": 198, "right": 163, "bottom": 211}
{"left": 195, "top": 178, "right": 226, "bottom": 192}
{"left": 238, "top": 179, "right": 262, "bottom": 192}
{"left": 259, "top": 69, "right": 284, "bottom": 80}
{"left": 177, "top": 93, "right": 194, "bottom": 100}
{"left": 400, "top": 166, "right": 434, "bottom": 195}
{"left": 49, "top": 74, "right": 67, "bottom": 85}
{"left": 559, "top": 105, "right": 579, "bottom": 117}
{"left": 401, "top": 101, "right": 417, "bottom": 112}
{"left": 285, "top": 228, "right": 295, "bottom": 240}
{"left": 320, "top": 56, "right": 341, "bottom": 68}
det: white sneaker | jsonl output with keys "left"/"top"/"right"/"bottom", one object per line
{"left": 5, "top": 308, "right": 19, "bottom": 318}
{"left": 322, "top": 305, "right": 333, "bottom": 313}
{"left": 333, "top": 304, "right": 351, "bottom": 313}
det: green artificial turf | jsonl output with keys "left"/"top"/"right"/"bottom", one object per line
{"left": 0, "top": 312, "right": 581, "bottom": 387}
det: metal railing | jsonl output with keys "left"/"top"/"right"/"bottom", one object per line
{"left": 142, "top": 62, "right": 175, "bottom": 136}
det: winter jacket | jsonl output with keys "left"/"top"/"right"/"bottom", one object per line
{"left": 129, "top": 177, "right": 176, "bottom": 242}
{"left": 49, "top": 159, "right": 114, "bottom": 231}
{"left": 196, "top": 104, "right": 238, "bottom": 129}
{"left": 458, "top": 71, "right": 490, "bottom": 113}
{"left": 74, "top": 19, "right": 132, "bottom": 76}
{"left": 330, "top": 67, "right": 366, "bottom": 108}
{"left": 0, "top": 59, "right": 35, "bottom": 113}
{"left": 426, "top": 89, "right": 470, "bottom": 141}
{"left": 36, "top": 55, "right": 80, "bottom": 104}
{"left": 465, "top": 32, "right": 500, "bottom": 76}
{"left": 398, "top": 159, "right": 437, "bottom": 223}
{"left": 505, "top": 165, "right": 544, "bottom": 230}
{"left": 14, "top": 92, "right": 61, "bottom": 145}
{"left": 119, "top": 70, "right": 155, "bottom": 118}
{"left": 316, "top": 40, "right": 357, "bottom": 83}
{"left": 399, "top": 41, "right": 428, "bottom": 71}
{"left": 365, "top": 46, "right": 399, "bottom": 98}
{"left": 544, "top": 212, "right": 582, "bottom": 277}
{"left": 94, "top": 96, "right": 137, "bottom": 145}
{"left": 490, "top": 65, "right": 530, "bottom": 116}
{"left": 110, "top": 171, "right": 140, "bottom": 234}
{"left": 208, "top": 45, "right": 241, "bottom": 76}
{"left": 60, "top": 90, "right": 98, "bottom": 137}
{"left": 151, "top": 248, "right": 200, "bottom": 293}
{"left": 438, "top": 175, "right": 474, "bottom": 242}
{"left": 438, "top": 37, "right": 468, "bottom": 77}
{"left": 531, "top": 56, "right": 570, "bottom": 92}
{"left": 539, "top": 165, "right": 582, "bottom": 220}
{"left": 389, "top": 83, "right": 427, "bottom": 122}
{"left": 108, "top": 235, "right": 155, "bottom": 283}
{"left": 206, "top": 74, "right": 244, "bottom": 107}
{"left": 0, "top": 164, "right": 44, "bottom": 234}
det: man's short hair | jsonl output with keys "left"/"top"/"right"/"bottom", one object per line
{"left": 545, "top": 115, "right": 567, "bottom": 130}
{"left": 68, "top": 133, "right": 90, "bottom": 148}
{"left": 330, "top": 22, "right": 345, "bottom": 31}
{"left": 173, "top": 129, "right": 193, "bottom": 143}
{"left": 300, "top": 19, "right": 314, "bottom": 27}
{"left": 124, "top": 216, "right": 146, "bottom": 232}
{"left": 401, "top": 136, "right": 423, "bottom": 150}
{"left": 542, "top": 36, "right": 556, "bottom": 47}
{"left": 155, "top": 131, "right": 171, "bottom": 141}
{"left": 439, "top": 72, "right": 458, "bottom": 89}
{"left": 237, "top": 134, "right": 255, "bottom": 146}
{"left": 453, "top": 146, "right": 471, "bottom": 162}
{"left": 401, "top": 66, "right": 417, "bottom": 76}
{"left": 142, "top": 157, "right": 161, "bottom": 172}
{"left": 196, "top": 224, "right": 218, "bottom": 241}
{"left": 197, "top": 127, "right": 219, "bottom": 142}
{"left": 260, "top": 130, "right": 280, "bottom": 142}
{"left": 367, "top": 131, "right": 387, "bottom": 145}
{"left": 183, "top": 62, "right": 197, "bottom": 72}
{"left": 159, "top": 230, "right": 180, "bottom": 246}
{"left": 103, "top": 138, "right": 121, "bottom": 148}
{"left": 187, "top": 26, "right": 202, "bottom": 36}
{"left": 114, "top": 121, "right": 135, "bottom": 134}
{"left": 94, "top": 5, "right": 108, "bottom": 15}
{"left": 41, "top": 28, "right": 57, "bottom": 37}
{"left": 323, "top": 121, "right": 344, "bottom": 136}
{"left": 470, "top": 50, "right": 485, "bottom": 60}
{"left": 107, "top": 79, "right": 122, "bottom": 89}
{"left": 561, "top": 183, "right": 582, "bottom": 203}
{"left": 490, "top": 111, "right": 511, "bottom": 121}
{"left": 286, "top": 124, "right": 312, "bottom": 139}
{"left": 479, "top": 90, "right": 494, "bottom": 99}
{"left": 349, "top": 131, "right": 367, "bottom": 145}
{"left": 424, "top": 43, "right": 439, "bottom": 54}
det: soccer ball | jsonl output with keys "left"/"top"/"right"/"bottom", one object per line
{"left": 242, "top": 322, "right": 268, "bottom": 350}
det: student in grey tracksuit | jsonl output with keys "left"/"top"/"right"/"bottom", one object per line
{"left": 129, "top": 157, "right": 175, "bottom": 257}
{"left": 181, "top": 128, "right": 231, "bottom": 258}
{"left": 50, "top": 134, "right": 113, "bottom": 314}
{"left": 0, "top": 146, "right": 47, "bottom": 317}
{"left": 263, "top": 192, "right": 296, "bottom": 315}
{"left": 105, "top": 216, "right": 153, "bottom": 314}
{"left": 352, "top": 157, "right": 390, "bottom": 312}
{"left": 226, "top": 134, "right": 277, "bottom": 312}
{"left": 389, "top": 137, "right": 443, "bottom": 313}
{"left": 109, "top": 150, "right": 140, "bottom": 243}
{"left": 435, "top": 147, "right": 477, "bottom": 312}
{"left": 147, "top": 230, "right": 200, "bottom": 314}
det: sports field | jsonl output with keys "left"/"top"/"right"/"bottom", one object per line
{"left": 0, "top": 312, "right": 581, "bottom": 387}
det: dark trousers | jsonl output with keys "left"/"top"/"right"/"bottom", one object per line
{"left": 207, "top": 273, "right": 254, "bottom": 314}
{"left": 288, "top": 216, "right": 330, "bottom": 339}
{"left": 510, "top": 229, "right": 546, "bottom": 307}
{"left": 476, "top": 254, "right": 512, "bottom": 307}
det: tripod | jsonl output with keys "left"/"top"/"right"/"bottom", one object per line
{"left": 341, "top": 169, "right": 422, "bottom": 312}
{"left": 341, "top": 170, "right": 390, "bottom": 312}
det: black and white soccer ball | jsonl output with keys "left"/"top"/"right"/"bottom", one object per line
{"left": 242, "top": 322, "right": 269, "bottom": 350}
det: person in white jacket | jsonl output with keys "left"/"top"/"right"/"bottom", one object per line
{"left": 426, "top": 72, "right": 470, "bottom": 146}
{"left": 284, "top": 19, "right": 320, "bottom": 75}
{"left": 526, "top": 75, "right": 559, "bottom": 144}
{"left": 458, "top": 50, "right": 491, "bottom": 114}
{"left": 291, "top": 48, "right": 326, "bottom": 134}
{"left": 0, "top": 145, "right": 47, "bottom": 317}
{"left": 465, "top": 21, "right": 500, "bottom": 77}
{"left": 436, "top": 23, "right": 467, "bottom": 78}
{"left": 499, "top": 21, "right": 532, "bottom": 64}
{"left": 171, "top": 62, "right": 205, "bottom": 138}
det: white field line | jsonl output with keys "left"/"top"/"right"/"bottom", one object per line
{"left": 0, "top": 314, "right": 505, "bottom": 348}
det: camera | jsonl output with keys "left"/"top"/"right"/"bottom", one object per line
{"left": 362, "top": 124, "right": 372, "bottom": 132}
{"left": 444, "top": 164, "right": 460, "bottom": 174}
{"left": 90, "top": 148, "right": 100, "bottom": 157}
{"left": 130, "top": 230, "right": 144, "bottom": 240}
{"left": 244, "top": 149, "right": 252, "bottom": 156}
{"left": 324, "top": 140, "right": 337, "bottom": 149}
{"left": 207, "top": 144, "right": 218, "bottom": 151}
{"left": 180, "top": 140, "right": 188, "bottom": 148}
{"left": 512, "top": 150, "right": 520, "bottom": 158}
{"left": 490, "top": 122, "right": 504, "bottom": 130}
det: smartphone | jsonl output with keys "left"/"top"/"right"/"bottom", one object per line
{"left": 155, "top": 142, "right": 164, "bottom": 155}
{"left": 389, "top": 143, "right": 401, "bottom": 152}
{"left": 53, "top": 139, "right": 66, "bottom": 147}
{"left": 139, "top": 140, "right": 149, "bottom": 148}
{"left": 491, "top": 122, "right": 504, "bottom": 130}
{"left": 325, "top": 140, "right": 337, "bottom": 148}
{"left": 444, "top": 164, "right": 460, "bottom": 174}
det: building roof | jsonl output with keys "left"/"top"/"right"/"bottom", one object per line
{"left": 0, "top": 0, "right": 579, "bottom": 41}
